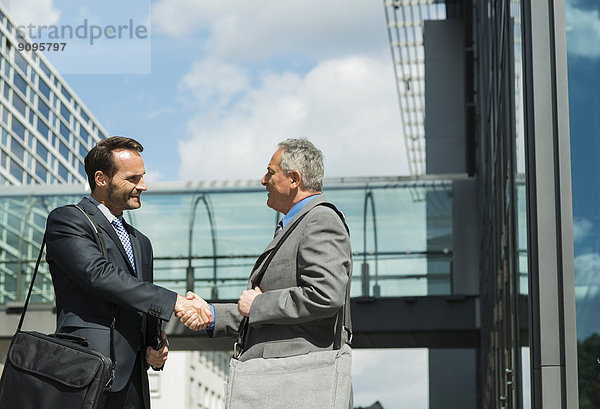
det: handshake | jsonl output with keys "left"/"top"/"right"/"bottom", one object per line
{"left": 174, "top": 287, "right": 264, "bottom": 331}
{"left": 174, "top": 292, "right": 212, "bottom": 331}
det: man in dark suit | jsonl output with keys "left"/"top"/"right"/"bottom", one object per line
{"left": 180, "top": 138, "right": 352, "bottom": 405}
{"left": 45, "top": 137, "right": 212, "bottom": 409}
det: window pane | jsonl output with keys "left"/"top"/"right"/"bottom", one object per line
{"left": 37, "top": 118, "right": 49, "bottom": 139}
{"left": 12, "top": 92, "right": 26, "bottom": 117}
{"left": 14, "top": 72, "right": 27, "bottom": 96}
{"left": 36, "top": 140, "right": 48, "bottom": 162}
{"left": 38, "top": 98, "right": 50, "bottom": 120}
{"left": 10, "top": 138, "right": 24, "bottom": 162}
{"left": 11, "top": 118, "right": 25, "bottom": 142}
{"left": 38, "top": 79, "right": 51, "bottom": 101}
{"left": 14, "top": 52, "right": 27, "bottom": 75}
{"left": 60, "top": 102, "right": 71, "bottom": 123}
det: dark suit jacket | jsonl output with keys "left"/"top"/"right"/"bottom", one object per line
{"left": 211, "top": 195, "right": 352, "bottom": 361}
{"left": 45, "top": 197, "right": 177, "bottom": 408}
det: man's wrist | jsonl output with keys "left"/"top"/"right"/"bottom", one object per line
{"left": 208, "top": 304, "right": 215, "bottom": 330}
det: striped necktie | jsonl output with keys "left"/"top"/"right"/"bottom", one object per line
{"left": 112, "top": 217, "right": 136, "bottom": 274}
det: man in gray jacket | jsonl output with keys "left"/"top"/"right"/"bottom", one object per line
{"left": 180, "top": 138, "right": 352, "bottom": 361}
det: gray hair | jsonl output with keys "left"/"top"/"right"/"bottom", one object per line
{"left": 277, "top": 138, "right": 324, "bottom": 192}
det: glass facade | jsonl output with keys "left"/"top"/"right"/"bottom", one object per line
{"left": 475, "top": 1, "right": 529, "bottom": 407}
{"left": 565, "top": 0, "right": 600, "bottom": 406}
{"left": 0, "top": 178, "right": 455, "bottom": 305}
{"left": 0, "top": 6, "right": 107, "bottom": 186}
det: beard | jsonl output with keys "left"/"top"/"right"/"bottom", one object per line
{"left": 107, "top": 180, "right": 140, "bottom": 211}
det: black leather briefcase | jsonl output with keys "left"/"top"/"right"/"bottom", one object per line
{"left": 0, "top": 331, "right": 113, "bottom": 409}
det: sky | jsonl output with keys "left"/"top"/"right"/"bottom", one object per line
{"left": 0, "top": 1, "right": 425, "bottom": 408}
{"left": 2, "top": 0, "right": 410, "bottom": 184}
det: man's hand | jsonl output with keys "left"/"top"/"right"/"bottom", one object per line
{"left": 146, "top": 330, "right": 168, "bottom": 369}
{"left": 238, "top": 287, "right": 263, "bottom": 317}
{"left": 175, "top": 294, "right": 212, "bottom": 331}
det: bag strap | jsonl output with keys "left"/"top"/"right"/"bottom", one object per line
{"left": 235, "top": 201, "right": 352, "bottom": 357}
{"left": 318, "top": 203, "right": 352, "bottom": 347}
{"left": 16, "top": 234, "right": 47, "bottom": 332}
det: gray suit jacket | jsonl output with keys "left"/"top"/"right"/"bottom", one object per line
{"left": 211, "top": 195, "right": 352, "bottom": 361}
{"left": 45, "top": 197, "right": 177, "bottom": 407}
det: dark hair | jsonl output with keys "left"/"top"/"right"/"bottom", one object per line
{"left": 84, "top": 136, "right": 143, "bottom": 191}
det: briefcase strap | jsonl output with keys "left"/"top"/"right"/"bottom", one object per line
{"left": 235, "top": 202, "right": 352, "bottom": 357}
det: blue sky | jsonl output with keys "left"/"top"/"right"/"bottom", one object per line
{"left": 0, "top": 1, "right": 426, "bottom": 408}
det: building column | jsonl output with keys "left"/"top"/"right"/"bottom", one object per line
{"left": 521, "top": 0, "right": 578, "bottom": 408}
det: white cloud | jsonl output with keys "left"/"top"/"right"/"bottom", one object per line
{"left": 152, "top": 0, "right": 387, "bottom": 61}
{"left": 566, "top": 1, "right": 600, "bottom": 59}
{"left": 0, "top": 0, "right": 60, "bottom": 27}
{"left": 573, "top": 218, "right": 593, "bottom": 243}
{"left": 574, "top": 253, "right": 600, "bottom": 285}
{"left": 177, "top": 55, "right": 408, "bottom": 182}
{"left": 353, "top": 349, "right": 428, "bottom": 409}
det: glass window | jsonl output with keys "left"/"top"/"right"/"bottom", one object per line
{"left": 10, "top": 139, "right": 25, "bottom": 162}
{"left": 80, "top": 110, "right": 90, "bottom": 123}
{"left": 38, "top": 79, "right": 51, "bottom": 101}
{"left": 38, "top": 98, "right": 50, "bottom": 120}
{"left": 60, "top": 102, "right": 71, "bottom": 123}
{"left": 14, "top": 72, "right": 27, "bottom": 96}
{"left": 39, "top": 60, "right": 51, "bottom": 79}
{"left": 3, "top": 58, "right": 10, "bottom": 78}
{"left": 12, "top": 92, "right": 27, "bottom": 117}
{"left": 11, "top": 118, "right": 25, "bottom": 142}
{"left": 1, "top": 128, "right": 8, "bottom": 146}
{"left": 35, "top": 162, "right": 47, "bottom": 182}
{"left": 58, "top": 162, "right": 68, "bottom": 182}
{"left": 14, "top": 52, "right": 27, "bottom": 75}
{"left": 36, "top": 140, "right": 49, "bottom": 162}
{"left": 61, "top": 86, "right": 71, "bottom": 103}
{"left": 58, "top": 139, "right": 69, "bottom": 160}
{"left": 80, "top": 126, "right": 89, "bottom": 141}
{"left": 3, "top": 81, "right": 9, "bottom": 100}
{"left": 59, "top": 121, "right": 69, "bottom": 140}
{"left": 10, "top": 160, "right": 23, "bottom": 183}
{"left": 79, "top": 142, "right": 87, "bottom": 159}
{"left": 37, "top": 118, "right": 49, "bottom": 139}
